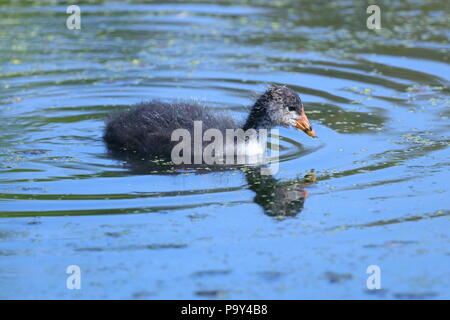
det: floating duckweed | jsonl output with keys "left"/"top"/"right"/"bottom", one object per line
{"left": 271, "top": 22, "right": 280, "bottom": 30}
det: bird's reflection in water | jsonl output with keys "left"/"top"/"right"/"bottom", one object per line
{"left": 245, "top": 168, "right": 316, "bottom": 217}
{"left": 108, "top": 153, "right": 315, "bottom": 218}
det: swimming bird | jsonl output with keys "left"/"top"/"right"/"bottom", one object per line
{"left": 103, "top": 85, "right": 316, "bottom": 162}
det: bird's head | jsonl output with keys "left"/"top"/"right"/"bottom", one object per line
{"left": 257, "top": 85, "right": 316, "bottom": 138}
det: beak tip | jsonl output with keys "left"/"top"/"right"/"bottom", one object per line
{"left": 308, "top": 130, "right": 317, "bottom": 138}
{"left": 294, "top": 114, "right": 317, "bottom": 138}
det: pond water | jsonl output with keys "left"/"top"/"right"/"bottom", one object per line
{"left": 0, "top": 0, "right": 449, "bottom": 299}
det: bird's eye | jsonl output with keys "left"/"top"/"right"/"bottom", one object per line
{"left": 288, "top": 106, "right": 296, "bottom": 111}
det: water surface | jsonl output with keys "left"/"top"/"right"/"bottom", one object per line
{"left": 0, "top": 0, "right": 449, "bottom": 299}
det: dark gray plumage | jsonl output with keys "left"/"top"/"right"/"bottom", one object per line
{"left": 103, "top": 85, "right": 313, "bottom": 159}
{"left": 103, "top": 101, "right": 236, "bottom": 158}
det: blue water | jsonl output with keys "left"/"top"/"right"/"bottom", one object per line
{"left": 0, "top": 0, "right": 449, "bottom": 299}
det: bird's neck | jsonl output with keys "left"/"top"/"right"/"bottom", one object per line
{"left": 242, "top": 102, "right": 272, "bottom": 131}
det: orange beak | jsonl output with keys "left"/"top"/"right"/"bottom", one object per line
{"left": 295, "top": 108, "right": 316, "bottom": 138}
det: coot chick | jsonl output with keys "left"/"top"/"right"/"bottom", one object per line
{"left": 103, "top": 85, "right": 316, "bottom": 159}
